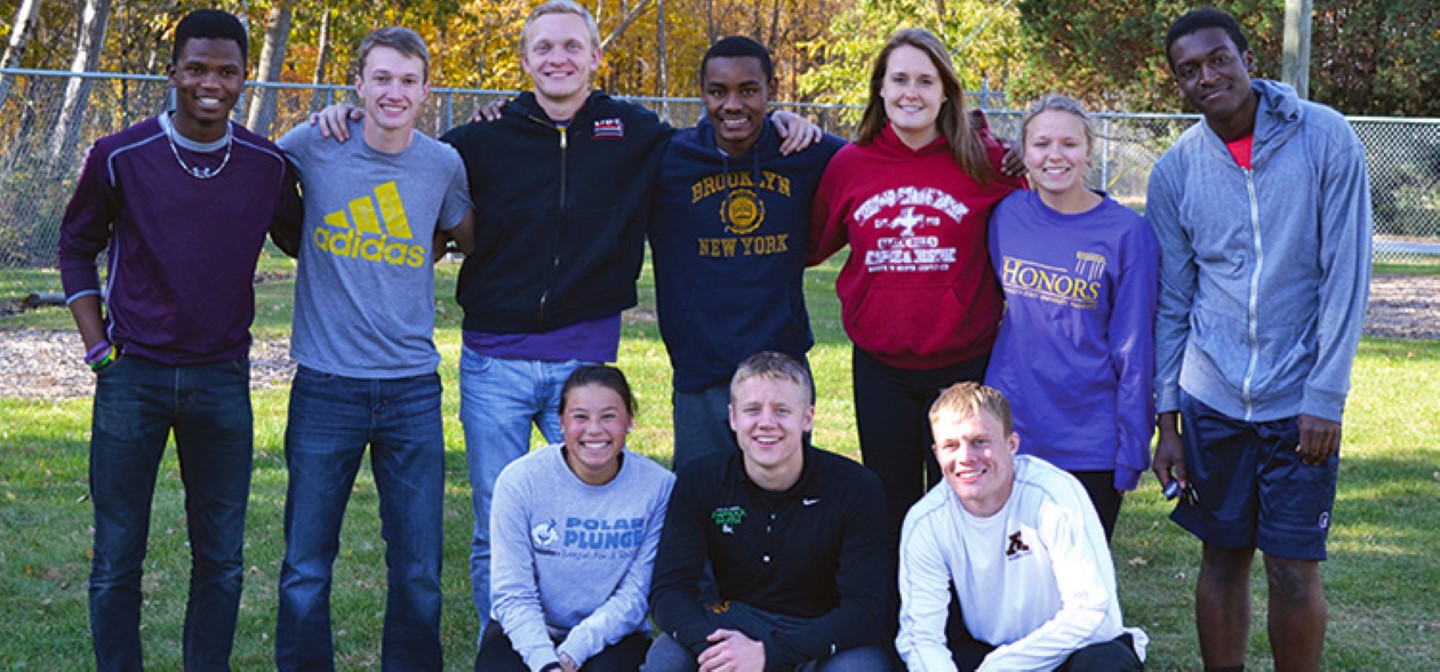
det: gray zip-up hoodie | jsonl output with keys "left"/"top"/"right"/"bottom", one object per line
{"left": 1147, "top": 79, "right": 1372, "bottom": 423}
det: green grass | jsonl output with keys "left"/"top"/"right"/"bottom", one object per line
{"left": 1374, "top": 259, "right": 1440, "bottom": 275}
{"left": 2, "top": 257, "right": 1438, "bottom": 669}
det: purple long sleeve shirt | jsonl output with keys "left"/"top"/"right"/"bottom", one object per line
{"left": 984, "top": 190, "right": 1159, "bottom": 491}
{"left": 58, "top": 114, "right": 300, "bottom": 365}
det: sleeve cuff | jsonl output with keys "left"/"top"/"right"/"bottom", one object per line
{"left": 1114, "top": 466, "right": 1142, "bottom": 492}
{"left": 1300, "top": 386, "right": 1347, "bottom": 423}
{"left": 1155, "top": 384, "right": 1181, "bottom": 415}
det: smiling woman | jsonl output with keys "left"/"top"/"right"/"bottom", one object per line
{"left": 479, "top": 364, "right": 675, "bottom": 672}
{"left": 806, "top": 27, "right": 1026, "bottom": 529}
{"left": 982, "top": 95, "right": 1159, "bottom": 541}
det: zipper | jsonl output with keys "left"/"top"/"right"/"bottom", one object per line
{"left": 1241, "top": 167, "right": 1262, "bottom": 421}
{"left": 525, "top": 115, "right": 570, "bottom": 327}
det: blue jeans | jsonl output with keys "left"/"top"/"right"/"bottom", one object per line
{"left": 275, "top": 366, "right": 445, "bottom": 670}
{"left": 88, "top": 355, "right": 253, "bottom": 672}
{"left": 670, "top": 382, "right": 735, "bottom": 472}
{"left": 458, "top": 347, "right": 586, "bottom": 635}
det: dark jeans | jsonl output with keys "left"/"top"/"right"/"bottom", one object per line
{"left": 475, "top": 620, "right": 651, "bottom": 672}
{"left": 643, "top": 601, "right": 901, "bottom": 671}
{"left": 852, "top": 347, "right": 988, "bottom": 528}
{"left": 275, "top": 366, "right": 445, "bottom": 670}
{"left": 88, "top": 355, "right": 253, "bottom": 671}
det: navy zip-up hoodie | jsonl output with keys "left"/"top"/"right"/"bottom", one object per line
{"left": 649, "top": 115, "right": 845, "bottom": 391}
{"left": 442, "top": 91, "right": 670, "bottom": 334}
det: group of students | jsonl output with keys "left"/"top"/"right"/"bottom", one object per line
{"left": 58, "top": 0, "right": 1371, "bottom": 670}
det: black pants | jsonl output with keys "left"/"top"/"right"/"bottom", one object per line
{"left": 852, "top": 346, "right": 989, "bottom": 528}
{"left": 949, "top": 623, "right": 1143, "bottom": 672}
{"left": 474, "top": 620, "right": 651, "bottom": 672}
{"left": 1070, "top": 469, "right": 1124, "bottom": 542}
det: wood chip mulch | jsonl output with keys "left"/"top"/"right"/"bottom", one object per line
{"left": 2, "top": 274, "right": 1436, "bottom": 401}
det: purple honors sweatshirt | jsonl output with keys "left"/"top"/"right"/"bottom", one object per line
{"left": 984, "top": 190, "right": 1159, "bottom": 491}
{"left": 58, "top": 114, "right": 300, "bottom": 364}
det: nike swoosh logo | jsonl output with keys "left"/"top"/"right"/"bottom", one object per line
{"left": 802, "top": 498, "right": 820, "bottom": 506}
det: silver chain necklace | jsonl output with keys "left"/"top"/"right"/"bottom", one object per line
{"left": 167, "top": 123, "right": 233, "bottom": 180}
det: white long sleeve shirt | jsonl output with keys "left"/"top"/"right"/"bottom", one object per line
{"left": 896, "top": 455, "right": 1146, "bottom": 671}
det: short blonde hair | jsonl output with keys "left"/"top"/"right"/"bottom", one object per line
{"left": 520, "top": 0, "right": 601, "bottom": 53}
{"left": 928, "top": 382, "right": 1013, "bottom": 435}
{"left": 730, "top": 351, "right": 812, "bottom": 405}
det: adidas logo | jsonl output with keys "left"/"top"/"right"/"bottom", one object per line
{"left": 312, "top": 180, "right": 427, "bottom": 267}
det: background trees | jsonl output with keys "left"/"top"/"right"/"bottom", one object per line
{"left": 0, "top": 0, "right": 1435, "bottom": 119}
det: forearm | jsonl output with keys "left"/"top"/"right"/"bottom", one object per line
{"left": 559, "top": 555, "right": 652, "bottom": 664}
{"left": 766, "top": 598, "right": 885, "bottom": 667}
{"left": 978, "top": 610, "right": 1107, "bottom": 671}
{"left": 490, "top": 480, "right": 557, "bottom": 669}
{"left": 896, "top": 523, "right": 959, "bottom": 671}
{"left": 1305, "top": 148, "right": 1372, "bottom": 421}
{"left": 67, "top": 295, "right": 108, "bottom": 351}
{"left": 1146, "top": 175, "right": 1191, "bottom": 414}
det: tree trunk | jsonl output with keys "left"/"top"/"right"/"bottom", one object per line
{"left": 600, "top": 0, "right": 655, "bottom": 50}
{"left": 655, "top": 0, "right": 667, "bottom": 95}
{"left": 47, "top": 0, "right": 111, "bottom": 166}
{"left": 705, "top": 0, "right": 715, "bottom": 43}
{"left": 0, "top": 0, "right": 44, "bottom": 108}
{"left": 767, "top": 0, "right": 781, "bottom": 52}
{"left": 476, "top": 12, "right": 493, "bottom": 87}
{"left": 308, "top": 5, "right": 332, "bottom": 114}
{"left": 246, "top": 0, "right": 294, "bottom": 137}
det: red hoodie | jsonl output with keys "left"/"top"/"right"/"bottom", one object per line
{"left": 809, "top": 122, "right": 1023, "bottom": 370}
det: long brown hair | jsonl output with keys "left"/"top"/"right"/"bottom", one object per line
{"left": 855, "top": 28, "right": 992, "bottom": 184}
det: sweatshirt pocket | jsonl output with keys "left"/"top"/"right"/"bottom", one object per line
{"left": 846, "top": 284, "right": 972, "bottom": 361}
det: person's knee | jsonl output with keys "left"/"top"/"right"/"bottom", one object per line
{"left": 1201, "top": 545, "right": 1255, "bottom": 583}
{"left": 642, "top": 633, "right": 697, "bottom": 672}
{"left": 1061, "top": 636, "right": 1142, "bottom": 672}
{"left": 1264, "top": 556, "right": 1322, "bottom": 606}
{"left": 819, "top": 644, "right": 900, "bottom": 671}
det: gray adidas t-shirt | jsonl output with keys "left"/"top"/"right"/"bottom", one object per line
{"left": 280, "top": 120, "right": 471, "bottom": 378}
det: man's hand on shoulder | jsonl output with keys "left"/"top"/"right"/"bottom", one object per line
{"left": 470, "top": 97, "right": 512, "bottom": 124}
{"left": 771, "top": 110, "right": 823, "bottom": 155}
{"left": 1296, "top": 414, "right": 1341, "bottom": 466}
{"left": 998, "top": 136, "right": 1027, "bottom": 177}
{"left": 698, "top": 628, "right": 765, "bottom": 672}
{"left": 310, "top": 103, "right": 363, "bottom": 142}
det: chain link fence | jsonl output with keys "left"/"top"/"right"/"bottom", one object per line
{"left": 3, "top": 68, "right": 1437, "bottom": 297}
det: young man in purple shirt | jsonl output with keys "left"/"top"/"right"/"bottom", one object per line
{"left": 57, "top": 9, "right": 301, "bottom": 670}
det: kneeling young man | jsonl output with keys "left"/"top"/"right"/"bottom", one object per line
{"left": 648, "top": 351, "right": 896, "bottom": 671}
{"left": 896, "top": 382, "right": 1146, "bottom": 671}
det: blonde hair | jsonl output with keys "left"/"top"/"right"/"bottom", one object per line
{"left": 521, "top": 0, "right": 601, "bottom": 53}
{"left": 730, "top": 351, "right": 812, "bottom": 405}
{"left": 856, "top": 28, "right": 992, "bottom": 184}
{"left": 1021, "top": 94, "right": 1094, "bottom": 153}
{"left": 928, "top": 381, "right": 1013, "bottom": 435}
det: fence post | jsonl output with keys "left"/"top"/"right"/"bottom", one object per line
{"left": 1101, "top": 117, "right": 1112, "bottom": 192}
